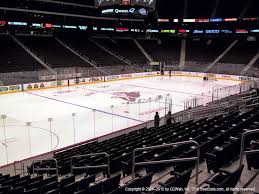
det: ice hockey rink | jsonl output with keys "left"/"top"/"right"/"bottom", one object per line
{"left": 0, "top": 75, "right": 243, "bottom": 166}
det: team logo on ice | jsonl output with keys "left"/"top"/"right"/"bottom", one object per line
{"left": 112, "top": 92, "right": 140, "bottom": 102}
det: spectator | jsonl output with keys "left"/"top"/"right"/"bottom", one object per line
{"left": 166, "top": 111, "right": 175, "bottom": 125}
{"left": 154, "top": 112, "right": 160, "bottom": 128}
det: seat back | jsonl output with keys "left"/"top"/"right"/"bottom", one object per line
{"left": 41, "top": 181, "right": 58, "bottom": 194}
{"left": 74, "top": 189, "right": 87, "bottom": 194}
{"left": 165, "top": 169, "right": 192, "bottom": 194}
{"left": 102, "top": 174, "right": 121, "bottom": 193}
{"left": 8, "top": 186, "right": 24, "bottom": 194}
{"left": 25, "top": 180, "right": 42, "bottom": 190}
{"left": 45, "top": 189, "right": 60, "bottom": 194}
{"left": 78, "top": 174, "right": 96, "bottom": 190}
{"left": 222, "top": 165, "right": 244, "bottom": 188}
{"left": 60, "top": 175, "right": 75, "bottom": 188}
{"left": 24, "top": 188, "right": 40, "bottom": 194}
{"left": 0, "top": 185, "right": 11, "bottom": 192}
{"left": 42, "top": 175, "right": 58, "bottom": 185}
{"left": 129, "top": 173, "right": 154, "bottom": 188}
{"left": 29, "top": 175, "right": 43, "bottom": 184}
{"left": 85, "top": 182, "right": 103, "bottom": 194}
{"left": 61, "top": 182, "right": 77, "bottom": 194}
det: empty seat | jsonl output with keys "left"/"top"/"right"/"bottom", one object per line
{"left": 102, "top": 174, "right": 121, "bottom": 193}
{"left": 44, "top": 189, "right": 60, "bottom": 194}
{"left": 85, "top": 182, "right": 103, "bottom": 194}
{"left": 77, "top": 175, "right": 96, "bottom": 190}
{"left": 111, "top": 173, "right": 154, "bottom": 194}
{"left": 24, "top": 188, "right": 39, "bottom": 194}
{"left": 8, "top": 186, "right": 24, "bottom": 194}
{"left": 198, "top": 165, "right": 244, "bottom": 194}
{"left": 154, "top": 168, "right": 193, "bottom": 194}
{"left": 60, "top": 182, "right": 77, "bottom": 194}
{"left": 246, "top": 141, "right": 259, "bottom": 170}
{"left": 25, "top": 180, "right": 42, "bottom": 191}
{"left": 0, "top": 185, "right": 11, "bottom": 193}
{"left": 59, "top": 175, "right": 75, "bottom": 188}
{"left": 41, "top": 181, "right": 58, "bottom": 194}
{"left": 42, "top": 176, "right": 58, "bottom": 185}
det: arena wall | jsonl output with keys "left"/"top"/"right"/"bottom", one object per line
{"left": 0, "top": 71, "right": 257, "bottom": 95}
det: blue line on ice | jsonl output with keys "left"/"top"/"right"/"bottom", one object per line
{"left": 25, "top": 91, "right": 145, "bottom": 123}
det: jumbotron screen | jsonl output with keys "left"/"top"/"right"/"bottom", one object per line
{"left": 95, "top": 0, "right": 156, "bottom": 8}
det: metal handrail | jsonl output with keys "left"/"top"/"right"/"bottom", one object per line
{"left": 71, "top": 152, "right": 110, "bottom": 178}
{"left": 174, "top": 102, "right": 235, "bottom": 122}
{"left": 14, "top": 161, "right": 25, "bottom": 175}
{"left": 32, "top": 158, "right": 59, "bottom": 177}
{"left": 239, "top": 129, "right": 259, "bottom": 167}
{"left": 246, "top": 103, "right": 259, "bottom": 108}
{"left": 132, "top": 140, "right": 200, "bottom": 184}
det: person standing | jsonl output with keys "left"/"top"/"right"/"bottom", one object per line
{"left": 166, "top": 111, "right": 176, "bottom": 125}
{"left": 154, "top": 112, "right": 160, "bottom": 128}
{"left": 166, "top": 111, "right": 172, "bottom": 125}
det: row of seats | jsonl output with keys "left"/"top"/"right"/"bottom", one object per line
{"left": 18, "top": 36, "right": 89, "bottom": 69}
{"left": 48, "top": 107, "right": 259, "bottom": 178}
{"left": 0, "top": 174, "right": 54, "bottom": 194}
{"left": 1, "top": 112, "right": 258, "bottom": 193}
{"left": 0, "top": 173, "right": 119, "bottom": 194}
{"left": 58, "top": 34, "right": 126, "bottom": 67}
{"left": 138, "top": 39, "right": 181, "bottom": 65}
{"left": 0, "top": 35, "right": 42, "bottom": 72}
{"left": 205, "top": 108, "right": 259, "bottom": 172}
{"left": 93, "top": 38, "right": 147, "bottom": 66}
{"left": 219, "top": 40, "right": 259, "bottom": 65}
{"left": 1, "top": 35, "right": 259, "bottom": 73}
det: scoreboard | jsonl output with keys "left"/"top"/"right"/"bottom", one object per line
{"left": 95, "top": 0, "right": 156, "bottom": 9}
{"left": 95, "top": 0, "right": 121, "bottom": 7}
{"left": 131, "top": 0, "right": 156, "bottom": 8}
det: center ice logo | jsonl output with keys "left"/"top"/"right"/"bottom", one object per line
{"left": 112, "top": 92, "right": 140, "bottom": 102}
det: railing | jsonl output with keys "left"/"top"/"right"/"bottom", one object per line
{"left": 174, "top": 101, "right": 239, "bottom": 122}
{"left": 14, "top": 161, "right": 25, "bottom": 175}
{"left": 239, "top": 129, "right": 259, "bottom": 167}
{"left": 176, "top": 88, "right": 259, "bottom": 122}
{"left": 132, "top": 140, "right": 200, "bottom": 184}
{"left": 245, "top": 96, "right": 259, "bottom": 109}
{"left": 183, "top": 78, "right": 258, "bottom": 111}
{"left": 71, "top": 152, "right": 110, "bottom": 178}
{"left": 32, "top": 158, "right": 59, "bottom": 177}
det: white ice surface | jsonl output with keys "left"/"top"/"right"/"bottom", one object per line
{"left": 0, "top": 76, "right": 241, "bottom": 165}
